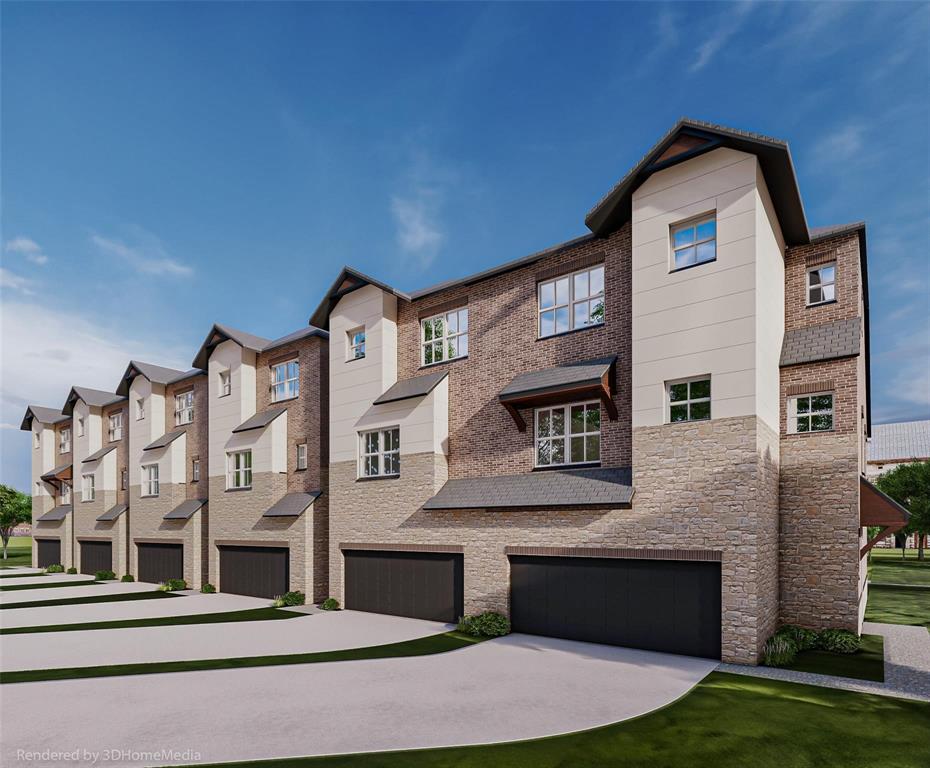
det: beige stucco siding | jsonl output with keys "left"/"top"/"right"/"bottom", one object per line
{"left": 208, "top": 340, "right": 256, "bottom": 479}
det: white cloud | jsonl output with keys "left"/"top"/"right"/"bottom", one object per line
{"left": 5, "top": 236, "right": 49, "bottom": 265}
{"left": 390, "top": 191, "right": 443, "bottom": 266}
{"left": 0, "top": 267, "right": 36, "bottom": 296}
{"left": 690, "top": 2, "right": 754, "bottom": 72}
{"left": 816, "top": 124, "right": 865, "bottom": 162}
{"left": 91, "top": 233, "right": 193, "bottom": 277}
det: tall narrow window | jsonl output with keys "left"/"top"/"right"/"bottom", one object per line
{"left": 671, "top": 215, "right": 716, "bottom": 270}
{"left": 136, "top": 397, "right": 145, "bottom": 420}
{"left": 227, "top": 450, "right": 252, "bottom": 489}
{"left": 82, "top": 473, "right": 95, "bottom": 502}
{"left": 192, "top": 459, "right": 200, "bottom": 482}
{"left": 120, "top": 470, "right": 128, "bottom": 491}
{"left": 348, "top": 327, "right": 366, "bottom": 360}
{"left": 807, "top": 263, "right": 836, "bottom": 306}
{"left": 108, "top": 412, "right": 123, "bottom": 442}
{"left": 421, "top": 307, "right": 469, "bottom": 366}
{"left": 667, "top": 377, "right": 711, "bottom": 422}
{"left": 34, "top": 431, "right": 40, "bottom": 449}
{"left": 359, "top": 427, "right": 400, "bottom": 478}
{"left": 271, "top": 360, "right": 299, "bottom": 402}
{"left": 174, "top": 391, "right": 194, "bottom": 425}
{"left": 296, "top": 443, "right": 308, "bottom": 471}
{"left": 61, "top": 483, "right": 71, "bottom": 505}
{"left": 59, "top": 428, "right": 71, "bottom": 454}
{"left": 76, "top": 416, "right": 85, "bottom": 437}
{"left": 141, "top": 464, "right": 159, "bottom": 497}
{"left": 535, "top": 402, "right": 601, "bottom": 467}
{"left": 218, "top": 370, "right": 231, "bottom": 397}
{"left": 789, "top": 393, "right": 834, "bottom": 433}
{"left": 538, "top": 265, "right": 605, "bottom": 337}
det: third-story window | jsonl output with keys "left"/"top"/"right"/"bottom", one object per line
{"left": 535, "top": 402, "right": 601, "bottom": 467}
{"left": 108, "top": 412, "right": 122, "bottom": 442}
{"left": 82, "top": 473, "right": 95, "bottom": 502}
{"left": 141, "top": 464, "right": 159, "bottom": 497}
{"left": 227, "top": 450, "right": 252, "bottom": 489}
{"left": 271, "top": 360, "right": 299, "bottom": 402}
{"left": 219, "top": 370, "right": 231, "bottom": 397}
{"left": 174, "top": 391, "right": 194, "bottom": 425}
{"left": 192, "top": 459, "right": 200, "bottom": 482}
{"left": 61, "top": 482, "right": 71, "bottom": 505}
{"left": 296, "top": 443, "right": 307, "bottom": 470}
{"left": 538, "top": 265, "right": 605, "bottom": 337}
{"left": 136, "top": 397, "right": 145, "bottom": 420}
{"left": 59, "top": 428, "right": 71, "bottom": 454}
{"left": 668, "top": 377, "right": 711, "bottom": 422}
{"left": 671, "top": 215, "right": 716, "bottom": 270}
{"left": 348, "top": 327, "right": 366, "bottom": 360}
{"left": 359, "top": 427, "right": 400, "bottom": 478}
{"left": 34, "top": 431, "right": 40, "bottom": 449}
{"left": 421, "top": 308, "right": 469, "bottom": 365}
{"left": 789, "top": 393, "right": 834, "bottom": 433}
{"left": 807, "top": 263, "right": 836, "bottom": 306}
{"left": 76, "top": 416, "right": 85, "bottom": 437}
{"left": 121, "top": 470, "right": 127, "bottom": 491}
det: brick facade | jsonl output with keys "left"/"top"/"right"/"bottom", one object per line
{"left": 165, "top": 374, "right": 209, "bottom": 499}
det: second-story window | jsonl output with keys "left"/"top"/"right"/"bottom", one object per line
{"left": 539, "top": 265, "right": 605, "bottom": 338}
{"left": 218, "top": 370, "right": 231, "bottom": 397}
{"left": 807, "top": 263, "right": 836, "bottom": 306}
{"left": 227, "top": 450, "right": 252, "bottom": 489}
{"left": 108, "top": 412, "right": 123, "bottom": 442}
{"left": 271, "top": 360, "right": 299, "bottom": 402}
{"left": 360, "top": 427, "right": 400, "bottom": 478}
{"left": 789, "top": 393, "right": 834, "bottom": 433}
{"left": 671, "top": 215, "right": 716, "bottom": 270}
{"left": 76, "top": 416, "right": 85, "bottom": 438}
{"left": 175, "top": 391, "right": 194, "bottom": 425}
{"left": 61, "top": 482, "right": 71, "bottom": 505}
{"left": 136, "top": 397, "right": 145, "bottom": 420}
{"left": 192, "top": 459, "right": 200, "bottom": 482}
{"left": 82, "top": 473, "right": 95, "bottom": 502}
{"left": 421, "top": 308, "right": 469, "bottom": 366}
{"left": 296, "top": 443, "right": 307, "bottom": 471}
{"left": 348, "top": 327, "right": 366, "bottom": 360}
{"left": 121, "top": 469, "right": 128, "bottom": 491}
{"left": 667, "top": 377, "right": 711, "bottom": 423}
{"left": 59, "top": 428, "right": 71, "bottom": 454}
{"left": 141, "top": 464, "right": 159, "bottom": 497}
{"left": 535, "top": 402, "right": 601, "bottom": 467}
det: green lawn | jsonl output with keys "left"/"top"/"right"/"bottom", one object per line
{"left": 0, "top": 590, "right": 179, "bottom": 610}
{"left": 0, "top": 536, "right": 33, "bottom": 569}
{"left": 0, "top": 578, "right": 100, "bottom": 592}
{"left": 782, "top": 633, "right": 884, "bottom": 682}
{"left": 869, "top": 549, "right": 930, "bottom": 587}
{"left": 1, "top": 606, "right": 306, "bottom": 635}
{"left": 1, "top": 631, "right": 485, "bottom": 684}
{"left": 866, "top": 584, "right": 930, "bottom": 631}
{"left": 192, "top": 672, "right": 930, "bottom": 768}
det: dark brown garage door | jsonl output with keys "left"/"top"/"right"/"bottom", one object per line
{"left": 509, "top": 555, "right": 721, "bottom": 659}
{"left": 36, "top": 538, "right": 61, "bottom": 568}
{"left": 344, "top": 550, "right": 463, "bottom": 623}
{"left": 137, "top": 543, "right": 183, "bottom": 585}
{"left": 219, "top": 546, "right": 289, "bottom": 599}
{"left": 80, "top": 541, "right": 112, "bottom": 575}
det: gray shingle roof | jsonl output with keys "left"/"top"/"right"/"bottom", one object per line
{"left": 868, "top": 420, "right": 930, "bottom": 463}
{"left": 97, "top": 504, "right": 127, "bottom": 522}
{"left": 20, "top": 405, "right": 69, "bottom": 430}
{"left": 192, "top": 322, "right": 328, "bottom": 368}
{"left": 423, "top": 467, "right": 633, "bottom": 510}
{"left": 36, "top": 505, "right": 72, "bottom": 522}
{"left": 500, "top": 358, "right": 616, "bottom": 400}
{"left": 780, "top": 317, "right": 860, "bottom": 367}
{"left": 374, "top": 371, "right": 449, "bottom": 405}
{"left": 809, "top": 222, "right": 865, "bottom": 242}
{"left": 82, "top": 445, "right": 117, "bottom": 463}
{"left": 143, "top": 430, "right": 186, "bottom": 451}
{"left": 262, "top": 491, "right": 321, "bottom": 518}
{"left": 69, "top": 387, "right": 124, "bottom": 409}
{"left": 163, "top": 499, "right": 206, "bottom": 520}
{"left": 116, "top": 360, "right": 203, "bottom": 396}
{"left": 40, "top": 463, "right": 72, "bottom": 482}
{"left": 232, "top": 406, "right": 288, "bottom": 434}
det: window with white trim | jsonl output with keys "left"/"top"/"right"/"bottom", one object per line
{"left": 61, "top": 482, "right": 71, "bottom": 505}
{"left": 59, "top": 428, "right": 71, "bottom": 454}
{"left": 348, "top": 327, "right": 366, "bottom": 360}
{"left": 535, "top": 402, "right": 601, "bottom": 467}
{"left": 136, "top": 397, "right": 145, "bottom": 420}
{"left": 141, "top": 464, "right": 159, "bottom": 497}
{"left": 789, "top": 393, "right": 834, "bottom": 433}
{"left": 538, "top": 265, "right": 605, "bottom": 337}
{"left": 76, "top": 416, "right": 85, "bottom": 438}
{"left": 359, "top": 427, "right": 400, "bottom": 478}
{"left": 219, "top": 370, "right": 231, "bottom": 397}
{"left": 296, "top": 443, "right": 307, "bottom": 471}
{"left": 174, "top": 391, "right": 194, "bottom": 425}
{"left": 667, "top": 377, "right": 711, "bottom": 423}
{"left": 120, "top": 470, "right": 128, "bottom": 491}
{"left": 421, "top": 307, "right": 469, "bottom": 366}
{"left": 227, "top": 450, "right": 252, "bottom": 489}
{"left": 33, "top": 431, "right": 40, "bottom": 449}
{"left": 108, "top": 412, "right": 122, "bottom": 442}
{"left": 671, "top": 214, "right": 716, "bottom": 271}
{"left": 271, "top": 360, "right": 299, "bottom": 402}
{"left": 82, "top": 473, "right": 95, "bottom": 502}
{"left": 807, "top": 263, "right": 836, "bottom": 306}
{"left": 192, "top": 459, "right": 200, "bottom": 482}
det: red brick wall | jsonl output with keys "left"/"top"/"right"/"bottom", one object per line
{"left": 784, "top": 232, "right": 860, "bottom": 332}
{"left": 102, "top": 402, "right": 129, "bottom": 506}
{"left": 165, "top": 375, "right": 209, "bottom": 500}
{"left": 394, "top": 225, "right": 632, "bottom": 479}
{"left": 780, "top": 357, "right": 859, "bottom": 437}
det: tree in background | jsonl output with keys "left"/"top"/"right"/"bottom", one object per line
{"left": 0, "top": 485, "right": 31, "bottom": 560}
{"left": 876, "top": 461, "right": 930, "bottom": 561}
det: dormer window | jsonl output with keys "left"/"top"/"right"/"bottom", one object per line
{"left": 671, "top": 215, "right": 716, "bottom": 271}
{"left": 807, "top": 263, "right": 836, "bottom": 306}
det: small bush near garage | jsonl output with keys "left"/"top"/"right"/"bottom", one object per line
{"left": 282, "top": 591, "right": 305, "bottom": 606}
{"left": 780, "top": 624, "right": 820, "bottom": 652}
{"left": 321, "top": 597, "right": 340, "bottom": 611}
{"left": 764, "top": 626, "right": 862, "bottom": 667}
{"left": 66, "top": 567, "right": 77, "bottom": 574}
{"left": 157, "top": 578, "right": 187, "bottom": 592}
{"left": 457, "top": 612, "right": 511, "bottom": 638}
{"left": 818, "top": 629, "right": 861, "bottom": 654}
{"left": 121, "top": 574, "right": 134, "bottom": 582}
{"left": 201, "top": 583, "right": 216, "bottom": 593}
{"left": 95, "top": 570, "right": 116, "bottom": 581}
{"left": 763, "top": 632, "right": 798, "bottom": 667}
{"left": 45, "top": 564, "right": 64, "bottom": 574}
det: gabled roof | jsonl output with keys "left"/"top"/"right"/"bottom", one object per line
{"left": 20, "top": 405, "right": 69, "bottom": 431}
{"left": 62, "top": 386, "right": 124, "bottom": 416}
{"left": 232, "top": 406, "right": 288, "bottom": 434}
{"left": 116, "top": 360, "right": 202, "bottom": 397}
{"left": 82, "top": 445, "right": 117, "bottom": 463}
{"left": 373, "top": 371, "right": 448, "bottom": 406}
{"left": 585, "top": 118, "right": 810, "bottom": 245}
{"left": 191, "top": 323, "right": 327, "bottom": 369}
{"left": 309, "top": 267, "right": 411, "bottom": 330}
{"left": 868, "top": 420, "right": 930, "bottom": 463}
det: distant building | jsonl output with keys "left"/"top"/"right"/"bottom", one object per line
{"left": 866, "top": 420, "right": 930, "bottom": 479}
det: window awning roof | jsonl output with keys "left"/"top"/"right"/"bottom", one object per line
{"left": 163, "top": 499, "right": 206, "bottom": 521}
{"left": 374, "top": 371, "right": 448, "bottom": 406}
{"left": 780, "top": 317, "right": 860, "bottom": 368}
{"left": 860, "top": 476, "right": 910, "bottom": 557}
{"left": 83, "top": 445, "right": 117, "bottom": 463}
{"left": 40, "top": 463, "right": 72, "bottom": 483}
{"left": 262, "top": 491, "right": 321, "bottom": 518}
{"left": 97, "top": 504, "right": 127, "bottom": 522}
{"left": 498, "top": 357, "right": 617, "bottom": 431}
{"left": 36, "top": 505, "right": 72, "bottom": 522}
{"left": 232, "top": 406, "right": 288, "bottom": 434}
{"left": 143, "top": 430, "right": 186, "bottom": 451}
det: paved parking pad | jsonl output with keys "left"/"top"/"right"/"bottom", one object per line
{"left": 1, "top": 633, "right": 716, "bottom": 767}
{"left": 0, "top": 580, "right": 154, "bottom": 605}
{"left": 0, "top": 573, "right": 95, "bottom": 589}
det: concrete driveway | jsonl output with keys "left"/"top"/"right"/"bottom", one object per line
{"left": 0, "top": 573, "right": 95, "bottom": 589}
{"left": 0, "top": 580, "right": 154, "bottom": 605}
{"left": 2, "top": 632, "right": 716, "bottom": 766}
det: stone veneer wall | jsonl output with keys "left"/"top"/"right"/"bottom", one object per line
{"left": 129, "top": 483, "right": 204, "bottom": 588}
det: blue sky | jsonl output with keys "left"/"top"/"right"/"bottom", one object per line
{"left": 2, "top": 1, "right": 929, "bottom": 491}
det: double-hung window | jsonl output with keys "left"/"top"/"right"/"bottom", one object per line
{"left": 175, "top": 391, "right": 194, "bottom": 425}
{"left": 59, "top": 428, "right": 71, "bottom": 454}
{"left": 192, "top": 459, "right": 200, "bottom": 482}
{"left": 61, "top": 483, "right": 71, "bottom": 505}
{"left": 789, "top": 393, "right": 834, "bottom": 433}
{"left": 227, "top": 450, "right": 252, "bottom": 489}
{"left": 535, "top": 402, "right": 601, "bottom": 467}
{"left": 219, "top": 370, "right": 231, "bottom": 397}
{"left": 421, "top": 308, "right": 469, "bottom": 365}
{"left": 82, "top": 473, "right": 95, "bottom": 502}
{"left": 271, "top": 360, "right": 299, "bottom": 402}
{"left": 136, "top": 397, "right": 145, "bottom": 420}
{"left": 76, "top": 416, "right": 85, "bottom": 438}
{"left": 141, "top": 464, "right": 159, "bottom": 497}
{"left": 296, "top": 443, "right": 308, "bottom": 471}
{"left": 348, "top": 327, "right": 366, "bottom": 360}
{"left": 671, "top": 215, "right": 716, "bottom": 270}
{"left": 538, "top": 265, "right": 605, "bottom": 337}
{"left": 108, "top": 412, "right": 122, "bottom": 442}
{"left": 807, "top": 263, "right": 836, "bottom": 306}
{"left": 121, "top": 470, "right": 128, "bottom": 491}
{"left": 667, "top": 377, "right": 711, "bottom": 422}
{"left": 360, "top": 427, "right": 400, "bottom": 478}
{"left": 34, "top": 432, "right": 40, "bottom": 449}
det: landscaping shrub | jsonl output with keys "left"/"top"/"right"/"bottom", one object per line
{"left": 818, "top": 628, "right": 861, "bottom": 654}
{"left": 201, "top": 583, "right": 216, "bottom": 593}
{"left": 281, "top": 591, "right": 305, "bottom": 606}
{"left": 45, "top": 564, "right": 64, "bottom": 574}
{"left": 94, "top": 570, "right": 116, "bottom": 581}
{"left": 121, "top": 574, "right": 135, "bottom": 582}
{"left": 271, "top": 596, "right": 285, "bottom": 608}
{"left": 65, "top": 567, "right": 77, "bottom": 574}
{"left": 779, "top": 624, "right": 820, "bottom": 652}
{"left": 457, "top": 612, "right": 511, "bottom": 638}
{"left": 157, "top": 578, "right": 187, "bottom": 592}
{"left": 321, "top": 597, "right": 340, "bottom": 611}
{"left": 762, "top": 632, "right": 798, "bottom": 667}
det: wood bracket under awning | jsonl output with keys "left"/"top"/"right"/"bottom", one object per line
{"left": 40, "top": 463, "right": 72, "bottom": 487}
{"left": 860, "top": 475, "right": 910, "bottom": 558}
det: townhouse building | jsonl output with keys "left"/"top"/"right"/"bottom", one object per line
{"left": 311, "top": 119, "right": 908, "bottom": 665}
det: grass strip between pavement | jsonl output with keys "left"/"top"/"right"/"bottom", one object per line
{"left": 1, "top": 631, "right": 486, "bottom": 684}
{"left": 0, "top": 579, "right": 100, "bottom": 592}
{"left": 0, "top": 590, "right": 180, "bottom": 611}
{"left": 0, "top": 572, "right": 46, "bottom": 579}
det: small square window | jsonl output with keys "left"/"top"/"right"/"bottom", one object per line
{"left": 348, "top": 327, "right": 366, "bottom": 360}
{"left": 421, "top": 308, "right": 469, "bottom": 366}
{"left": 667, "top": 377, "right": 711, "bottom": 423}
{"left": 789, "top": 393, "right": 834, "bottom": 433}
{"left": 671, "top": 215, "right": 716, "bottom": 271}
{"left": 538, "top": 265, "right": 605, "bottom": 338}
{"left": 807, "top": 263, "right": 836, "bottom": 306}
{"left": 296, "top": 443, "right": 308, "bottom": 471}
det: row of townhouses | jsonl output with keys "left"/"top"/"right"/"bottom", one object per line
{"left": 21, "top": 119, "right": 909, "bottom": 665}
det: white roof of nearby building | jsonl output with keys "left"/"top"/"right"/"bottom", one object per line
{"left": 868, "top": 420, "right": 930, "bottom": 463}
